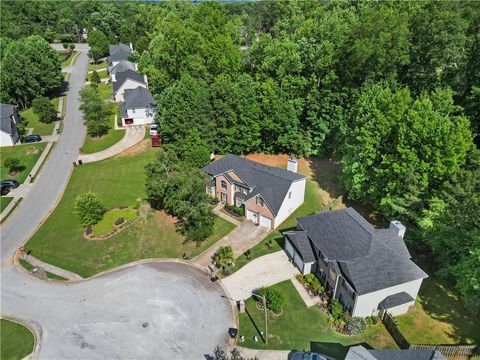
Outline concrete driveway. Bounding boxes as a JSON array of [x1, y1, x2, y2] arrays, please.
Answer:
[[192, 220, 270, 268], [222, 251, 298, 300], [1, 261, 235, 359]]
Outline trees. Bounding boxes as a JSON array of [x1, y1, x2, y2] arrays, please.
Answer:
[[256, 286, 286, 313], [90, 71, 101, 84], [0, 35, 62, 108], [79, 86, 111, 137], [213, 246, 234, 274], [3, 158, 25, 174], [74, 192, 105, 227], [32, 96, 57, 124], [180, 128, 211, 168], [88, 29, 109, 62]]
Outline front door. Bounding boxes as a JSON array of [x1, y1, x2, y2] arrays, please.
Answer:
[[221, 192, 227, 204]]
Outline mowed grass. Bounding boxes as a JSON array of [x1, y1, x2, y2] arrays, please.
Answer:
[[88, 69, 108, 81], [26, 146, 235, 277], [82, 103, 125, 154], [227, 179, 322, 275], [87, 59, 107, 71], [92, 207, 137, 236], [239, 281, 397, 359], [1, 197, 13, 212], [97, 82, 112, 101], [0, 319, 35, 360], [60, 51, 78, 67], [0, 143, 46, 183], [19, 259, 67, 281]]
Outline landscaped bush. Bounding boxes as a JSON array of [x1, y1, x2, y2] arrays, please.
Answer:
[[225, 204, 244, 216], [208, 196, 219, 205], [4, 158, 25, 174], [329, 299, 344, 320], [213, 246, 234, 275], [345, 317, 367, 335], [296, 273, 325, 294], [256, 286, 286, 314], [74, 192, 105, 227]]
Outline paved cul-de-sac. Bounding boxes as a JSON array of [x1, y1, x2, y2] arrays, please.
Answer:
[[1, 261, 234, 359]]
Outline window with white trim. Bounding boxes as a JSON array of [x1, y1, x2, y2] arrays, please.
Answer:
[[221, 180, 227, 190], [256, 196, 264, 206]]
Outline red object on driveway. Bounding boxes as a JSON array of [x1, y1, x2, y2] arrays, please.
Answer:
[[151, 135, 160, 147]]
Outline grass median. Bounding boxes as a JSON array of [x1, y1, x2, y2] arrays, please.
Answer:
[[0, 319, 35, 360]]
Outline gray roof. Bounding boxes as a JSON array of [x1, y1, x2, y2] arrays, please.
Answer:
[[379, 292, 414, 309], [123, 87, 155, 109], [284, 231, 317, 263], [203, 154, 306, 216], [346, 346, 447, 360], [109, 60, 136, 74], [1, 103, 19, 134], [298, 208, 428, 295], [108, 43, 132, 64], [112, 70, 145, 92]]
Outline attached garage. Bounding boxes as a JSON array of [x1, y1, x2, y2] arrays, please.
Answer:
[[246, 209, 258, 223], [259, 215, 273, 229], [283, 231, 317, 275]]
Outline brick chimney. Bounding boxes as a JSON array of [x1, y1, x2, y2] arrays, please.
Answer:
[[287, 157, 298, 173]]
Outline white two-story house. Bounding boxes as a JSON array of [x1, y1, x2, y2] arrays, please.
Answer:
[[120, 86, 156, 126]]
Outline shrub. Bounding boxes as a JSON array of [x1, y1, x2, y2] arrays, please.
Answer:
[[225, 204, 244, 216], [115, 218, 125, 225], [208, 196, 219, 205], [345, 317, 367, 335], [257, 286, 286, 313], [213, 246, 234, 274], [91, 70, 101, 84], [296, 273, 305, 284], [74, 192, 105, 227], [304, 273, 324, 294], [4, 158, 25, 174], [329, 299, 344, 320]]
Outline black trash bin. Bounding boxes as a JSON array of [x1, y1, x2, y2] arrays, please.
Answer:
[[228, 327, 238, 338], [78, 159, 83, 165]]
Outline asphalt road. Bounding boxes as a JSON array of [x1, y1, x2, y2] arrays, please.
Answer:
[[0, 44, 88, 263], [1, 261, 233, 359]]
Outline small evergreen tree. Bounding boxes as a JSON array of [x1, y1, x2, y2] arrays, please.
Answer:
[[74, 192, 105, 227], [91, 70, 101, 84]]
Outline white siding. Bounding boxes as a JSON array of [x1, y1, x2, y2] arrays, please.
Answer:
[[0, 131, 15, 147], [352, 278, 423, 317], [114, 80, 147, 102], [386, 301, 414, 316], [122, 107, 156, 126], [274, 179, 306, 228]]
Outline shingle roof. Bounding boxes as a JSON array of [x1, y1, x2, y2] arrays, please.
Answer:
[[346, 346, 447, 360], [109, 60, 136, 74], [298, 208, 428, 295], [379, 292, 414, 309], [123, 87, 155, 109], [112, 70, 145, 92], [1, 103, 19, 134], [284, 231, 317, 263], [108, 43, 132, 64], [203, 154, 306, 216]]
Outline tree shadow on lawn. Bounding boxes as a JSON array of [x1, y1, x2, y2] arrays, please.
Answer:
[[244, 307, 266, 344], [310, 341, 373, 360]]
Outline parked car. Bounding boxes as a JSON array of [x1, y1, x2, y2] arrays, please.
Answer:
[[1, 184, 11, 196], [21, 134, 42, 143], [151, 134, 160, 147], [1, 179, 20, 189], [290, 352, 328, 360], [150, 124, 158, 136]]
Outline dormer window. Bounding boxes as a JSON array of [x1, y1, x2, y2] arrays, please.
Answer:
[[256, 196, 264, 206], [221, 180, 227, 190]]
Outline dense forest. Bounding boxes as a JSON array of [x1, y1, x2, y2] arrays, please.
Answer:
[[1, 0, 479, 313]]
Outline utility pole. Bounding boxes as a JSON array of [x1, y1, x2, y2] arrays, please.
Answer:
[[242, 288, 268, 345]]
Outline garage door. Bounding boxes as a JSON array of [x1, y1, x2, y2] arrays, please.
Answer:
[[285, 239, 295, 258], [246, 210, 257, 223], [294, 254, 304, 273], [259, 215, 272, 228]]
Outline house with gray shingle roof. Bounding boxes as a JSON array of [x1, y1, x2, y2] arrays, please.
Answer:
[[109, 60, 137, 79], [108, 43, 133, 67], [284, 207, 428, 317], [345, 345, 447, 360], [1, 103, 22, 147], [203, 155, 306, 229], [112, 69, 147, 102], [120, 87, 156, 126]]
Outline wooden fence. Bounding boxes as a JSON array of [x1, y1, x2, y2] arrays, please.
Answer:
[[381, 312, 480, 359]]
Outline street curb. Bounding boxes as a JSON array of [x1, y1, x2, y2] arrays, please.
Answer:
[[0, 315, 41, 360]]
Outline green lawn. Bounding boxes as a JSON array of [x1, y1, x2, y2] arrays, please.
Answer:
[[97, 82, 112, 101], [239, 281, 397, 359], [26, 146, 235, 277], [92, 207, 137, 236], [58, 51, 78, 67], [82, 103, 125, 154], [227, 179, 322, 275], [19, 97, 59, 135], [395, 257, 480, 345], [0, 143, 46, 183], [1, 197, 13, 212], [19, 259, 67, 281], [88, 69, 108, 81], [88, 59, 107, 71], [0, 319, 35, 360]]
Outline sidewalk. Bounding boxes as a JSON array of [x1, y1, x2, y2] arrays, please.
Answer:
[[291, 276, 321, 307], [78, 125, 144, 163], [19, 255, 83, 281], [235, 347, 291, 360]]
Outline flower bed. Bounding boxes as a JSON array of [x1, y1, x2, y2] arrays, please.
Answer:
[[224, 204, 244, 217]]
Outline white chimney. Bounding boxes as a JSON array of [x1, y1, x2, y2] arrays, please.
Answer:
[[287, 157, 298, 173], [130, 42, 133, 52], [144, 74, 148, 88], [111, 73, 116, 82], [389, 220, 406, 239]]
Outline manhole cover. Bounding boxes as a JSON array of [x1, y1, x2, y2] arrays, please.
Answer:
[[142, 322, 149, 328]]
